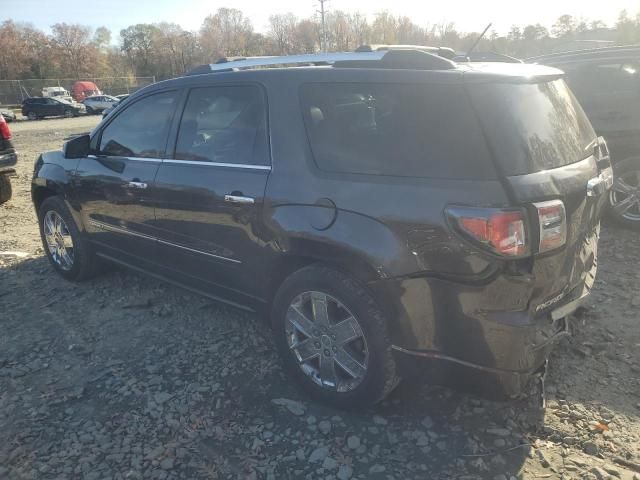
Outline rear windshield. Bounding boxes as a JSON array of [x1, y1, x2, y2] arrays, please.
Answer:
[[468, 79, 596, 176], [299, 82, 496, 179]]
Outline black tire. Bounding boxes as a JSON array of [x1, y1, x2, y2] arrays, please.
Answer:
[[85, 106, 94, 115], [27, 111, 38, 120], [0, 175, 12, 205], [63, 109, 74, 118], [608, 157, 640, 231], [272, 265, 399, 409], [38, 196, 99, 281]]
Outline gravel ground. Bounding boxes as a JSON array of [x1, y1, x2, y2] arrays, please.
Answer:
[[1, 116, 639, 480]]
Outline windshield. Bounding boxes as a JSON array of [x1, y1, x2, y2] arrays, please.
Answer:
[[468, 79, 596, 176]]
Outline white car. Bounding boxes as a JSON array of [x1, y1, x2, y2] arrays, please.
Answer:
[[82, 95, 119, 114]]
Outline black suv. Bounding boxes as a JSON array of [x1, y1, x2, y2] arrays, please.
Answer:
[[32, 50, 612, 408], [530, 46, 640, 229], [22, 97, 85, 120]]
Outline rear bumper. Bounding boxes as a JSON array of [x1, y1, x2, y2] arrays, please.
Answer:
[[370, 270, 593, 397]]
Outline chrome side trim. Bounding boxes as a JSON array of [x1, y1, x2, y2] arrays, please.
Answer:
[[88, 155, 162, 163], [161, 159, 271, 170], [156, 239, 241, 264], [88, 219, 240, 264], [88, 219, 155, 241]]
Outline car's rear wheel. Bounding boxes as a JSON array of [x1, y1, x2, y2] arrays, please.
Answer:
[[38, 196, 99, 281], [85, 106, 94, 115], [0, 175, 12, 205], [27, 111, 38, 120], [608, 157, 640, 231], [272, 265, 399, 409]]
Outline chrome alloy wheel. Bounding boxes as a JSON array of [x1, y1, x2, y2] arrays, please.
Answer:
[[610, 170, 640, 221], [43, 210, 74, 270], [286, 291, 369, 392]]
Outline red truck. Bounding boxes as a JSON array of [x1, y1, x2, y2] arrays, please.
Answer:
[[71, 81, 101, 102]]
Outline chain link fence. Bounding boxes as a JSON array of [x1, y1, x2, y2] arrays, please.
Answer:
[[0, 77, 156, 106]]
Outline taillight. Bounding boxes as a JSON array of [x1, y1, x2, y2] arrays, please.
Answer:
[[446, 207, 530, 257], [534, 200, 566, 253], [0, 119, 11, 140]]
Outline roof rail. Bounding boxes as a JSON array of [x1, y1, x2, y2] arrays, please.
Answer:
[[453, 51, 523, 63], [355, 44, 457, 60], [185, 49, 458, 76], [186, 51, 386, 75]]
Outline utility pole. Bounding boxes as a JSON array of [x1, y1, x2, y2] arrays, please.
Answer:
[[316, 0, 329, 52]]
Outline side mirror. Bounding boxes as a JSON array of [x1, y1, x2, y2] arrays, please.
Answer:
[[63, 134, 90, 159]]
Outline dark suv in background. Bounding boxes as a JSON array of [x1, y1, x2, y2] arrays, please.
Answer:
[[22, 97, 85, 120], [31, 50, 611, 408], [530, 46, 640, 229]]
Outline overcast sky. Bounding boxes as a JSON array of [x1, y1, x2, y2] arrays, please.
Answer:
[[4, 0, 639, 39]]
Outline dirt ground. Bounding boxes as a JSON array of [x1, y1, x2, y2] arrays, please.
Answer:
[[1, 116, 639, 480]]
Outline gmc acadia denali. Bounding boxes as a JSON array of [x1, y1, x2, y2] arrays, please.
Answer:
[[32, 49, 612, 408]]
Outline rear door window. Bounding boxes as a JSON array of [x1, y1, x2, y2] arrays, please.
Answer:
[[99, 90, 178, 158], [174, 85, 269, 166], [299, 82, 496, 179]]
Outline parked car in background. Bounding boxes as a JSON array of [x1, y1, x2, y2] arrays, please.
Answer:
[[71, 81, 101, 102], [22, 97, 86, 120], [0, 114, 17, 205], [1, 109, 16, 122], [101, 96, 130, 118], [32, 50, 612, 408], [82, 95, 119, 114], [42, 86, 73, 103], [530, 46, 640, 230]]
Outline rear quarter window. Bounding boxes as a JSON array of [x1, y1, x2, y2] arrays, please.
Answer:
[[299, 82, 496, 179]]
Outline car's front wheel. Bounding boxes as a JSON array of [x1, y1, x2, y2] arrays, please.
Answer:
[[38, 196, 99, 281], [608, 157, 640, 231], [272, 265, 399, 409], [63, 109, 74, 118]]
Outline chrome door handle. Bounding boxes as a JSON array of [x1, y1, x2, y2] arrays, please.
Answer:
[[224, 194, 254, 205], [127, 181, 148, 189]]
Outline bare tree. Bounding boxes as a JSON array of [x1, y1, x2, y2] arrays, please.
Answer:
[[552, 14, 577, 38], [51, 23, 96, 78], [348, 13, 370, 47], [200, 8, 254, 59], [371, 12, 398, 44], [326, 11, 351, 51], [1, 7, 640, 85], [93, 27, 111, 50], [269, 14, 298, 54], [120, 24, 160, 76], [295, 20, 320, 53]]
